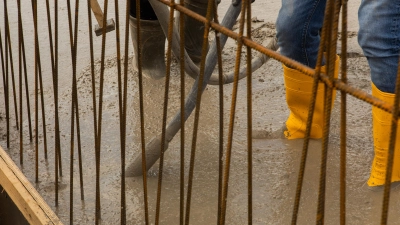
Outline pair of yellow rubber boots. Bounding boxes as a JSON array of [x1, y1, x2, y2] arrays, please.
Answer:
[[283, 55, 400, 187]]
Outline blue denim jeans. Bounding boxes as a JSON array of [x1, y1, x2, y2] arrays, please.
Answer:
[[276, 0, 400, 93]]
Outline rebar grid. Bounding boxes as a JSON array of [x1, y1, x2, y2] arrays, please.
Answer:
[[0, 0, 400, 224]]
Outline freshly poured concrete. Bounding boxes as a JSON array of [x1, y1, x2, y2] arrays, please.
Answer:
[[3, 0, 400, 224]]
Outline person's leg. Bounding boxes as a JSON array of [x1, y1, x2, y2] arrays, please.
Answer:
[[130, 0, 158, 20], [276, 0, 340, 139], [129, 0, 166, 79], [181, 0, 212, 64], [276, 0, 326, 68], [358, 0, 400, 186]]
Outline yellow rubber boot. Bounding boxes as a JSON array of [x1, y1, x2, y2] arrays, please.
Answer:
[[283, 55, 339, 139], [367, 83, 400, 186]]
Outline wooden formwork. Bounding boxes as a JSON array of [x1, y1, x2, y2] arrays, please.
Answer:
[[0, 146, 62, 225]]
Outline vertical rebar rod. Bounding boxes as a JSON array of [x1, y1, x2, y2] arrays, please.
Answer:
[[155, 0, 176, 223], [38, 55, 48, 160], [290, 0, 332, 223], [4, 0, 19, 132], [121, 4, 130, 223], [66, 0, 81, 222], [380, 33, 400, 225], [54, 0, 61, 206], [246, 0, 253, 223], [219, 1, 247, 224], [184, 0, 215, 224], [134, 0, 150, 223], [113, 0, 126, 223], [95, 0, 110, 222], [30, 0, 50, 174], [17, 0, 23, 168], [86, 0, 98, 168], [316, 0, 341, 223], [20, 3, 33, 143], [4, 0, 12, 150], [179, 0, 186, 224], [32, 0, 39, 182], [213, 2, 224, 223], [340, 0, 348, 224]]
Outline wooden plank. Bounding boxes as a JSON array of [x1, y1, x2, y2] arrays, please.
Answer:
[[0, 146, 62, 225]]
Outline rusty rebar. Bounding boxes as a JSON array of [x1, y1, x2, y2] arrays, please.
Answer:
[[155, 0, 176, 223], [179, 0, 186, 224], [316, 0, 341, 223], [183, 0, 215, 224], [134, 0, 150, 224], [213, 1, 224, 224], [113, 0, 126, 223], [95, 0, 110, 222], [340, 0, 348, 224], [17, 0, 23, 170], [33, 0, 39, 183], [220, 1, 248, 224], [380, 33, 400, 225], [246, 0, 253, 223], [4, 0, 19, 133]]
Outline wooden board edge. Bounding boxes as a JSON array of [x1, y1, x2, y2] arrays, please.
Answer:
[[0, 146, 63, 225]]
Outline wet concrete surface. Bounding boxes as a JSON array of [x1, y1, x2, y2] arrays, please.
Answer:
[[3, 46, 400, 224], [3, 0, 400, 225]]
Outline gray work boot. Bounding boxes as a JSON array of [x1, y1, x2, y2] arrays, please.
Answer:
[[130, 16, 166, 80], [180, 0, 213, 65]]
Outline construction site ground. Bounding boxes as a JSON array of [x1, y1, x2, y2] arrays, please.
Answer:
[[3, 0, 400, 224]]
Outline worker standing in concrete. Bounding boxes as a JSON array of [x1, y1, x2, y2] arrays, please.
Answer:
[[129, 0, 212, 80], [276, 0, 400, 187]]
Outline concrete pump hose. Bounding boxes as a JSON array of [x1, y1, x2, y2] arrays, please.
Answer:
[[207, 37, 278, 85], [126, 1, 242, 177]]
